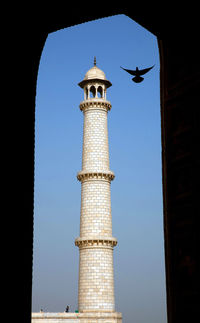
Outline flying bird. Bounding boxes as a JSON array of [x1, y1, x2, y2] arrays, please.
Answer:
[[120, 65, 155, 83]]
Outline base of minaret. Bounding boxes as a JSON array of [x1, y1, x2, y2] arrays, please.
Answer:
[[32, 311, 122, 323]]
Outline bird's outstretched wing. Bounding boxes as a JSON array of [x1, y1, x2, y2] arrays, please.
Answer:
[[139, 65, 155, 76], [120, 66, 137, 76]]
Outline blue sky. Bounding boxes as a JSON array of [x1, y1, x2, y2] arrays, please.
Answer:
[[32, 14, 167, 323]]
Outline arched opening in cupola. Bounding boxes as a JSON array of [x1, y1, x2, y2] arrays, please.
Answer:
[[85, 87, 89, 100], [97, 85, 103, 98], [90, 85, 96, 98]]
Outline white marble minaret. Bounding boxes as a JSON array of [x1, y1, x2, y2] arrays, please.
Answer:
[[32, 58, 122, 323], [75, 58, 122, 322]]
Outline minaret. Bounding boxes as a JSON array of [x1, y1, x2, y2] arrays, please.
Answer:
[[75, 59, 120, 318], [31, 59, 122, 323]]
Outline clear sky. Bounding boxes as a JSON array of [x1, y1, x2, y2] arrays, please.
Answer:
[[32, 14, 167, 323]]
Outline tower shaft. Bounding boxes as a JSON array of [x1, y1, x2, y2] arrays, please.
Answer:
[[76, 100, 116, 312]]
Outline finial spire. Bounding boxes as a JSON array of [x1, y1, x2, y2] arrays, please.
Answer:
[[94, 56, 96, 66]]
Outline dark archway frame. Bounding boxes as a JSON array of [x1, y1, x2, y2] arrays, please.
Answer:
[[21, 7, 200, 323]]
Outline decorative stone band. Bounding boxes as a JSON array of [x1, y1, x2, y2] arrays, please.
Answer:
[[75, 237, 118, 249], [77, 170, 115, 182], [79, 99, 112, 112], [32, 311, 122, 320]]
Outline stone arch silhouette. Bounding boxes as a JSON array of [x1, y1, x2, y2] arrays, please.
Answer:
[[21, 7, 200, 323]]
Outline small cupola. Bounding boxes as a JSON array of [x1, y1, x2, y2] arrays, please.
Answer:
[[78, 57, 112, 100]]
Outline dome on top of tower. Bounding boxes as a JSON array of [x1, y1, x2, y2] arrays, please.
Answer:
[[78, 57, 112, 89], [84, 65, 106, 81]]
